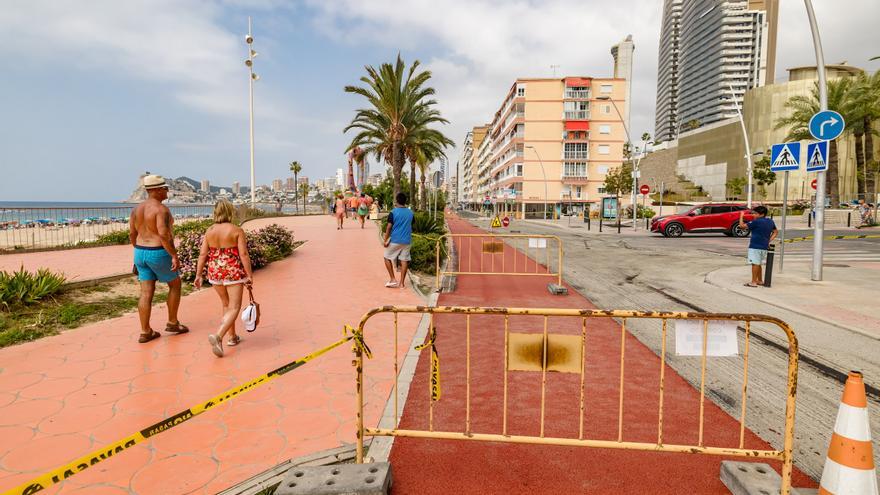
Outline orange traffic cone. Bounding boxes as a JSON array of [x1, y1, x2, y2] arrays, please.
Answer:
[[819, 371, 878, 494]]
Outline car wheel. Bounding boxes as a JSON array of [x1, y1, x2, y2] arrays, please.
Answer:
[[731, 223, 750, 238], [664, 223, 684, 237]]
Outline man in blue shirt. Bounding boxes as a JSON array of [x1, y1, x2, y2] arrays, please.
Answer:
[[383, 192, 415, 288], [738, 205, 778, 287]]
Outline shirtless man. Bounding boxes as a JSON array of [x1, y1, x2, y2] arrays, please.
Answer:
[[129, 175, 189, 343]]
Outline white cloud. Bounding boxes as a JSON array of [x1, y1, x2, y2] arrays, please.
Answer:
[[0, 0, 252, 116]]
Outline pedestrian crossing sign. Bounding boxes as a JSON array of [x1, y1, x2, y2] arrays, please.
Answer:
[[491, 216, 502, 228], [770, 142, 801, 172], [806, 141, 829, 172]]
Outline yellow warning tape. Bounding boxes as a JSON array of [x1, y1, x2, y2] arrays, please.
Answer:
[[1, 331, 362, 495], [783, 233, 880, 243], [414, 326, 441, 401]]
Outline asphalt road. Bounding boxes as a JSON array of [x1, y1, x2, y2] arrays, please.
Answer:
[[465, 214, 880, 483]]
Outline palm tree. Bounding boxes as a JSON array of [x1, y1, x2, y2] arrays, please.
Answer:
[[299, 182, 310, 212], [849, 71, 880, 197], [289, 161, 302, 213], [407, 127, 452, 211], [775, 79, 850, 206], [344, 55, 448, 200]]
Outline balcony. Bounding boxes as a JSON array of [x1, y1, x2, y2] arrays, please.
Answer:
[[561, 174, 590, 184], [564, 89, 591, 99], [564, 111, 590, 120]]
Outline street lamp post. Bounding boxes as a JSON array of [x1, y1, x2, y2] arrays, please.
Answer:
[[728, 83, 753, 208], [245, 17, 259, 206], [597, 95, 644, 230], [804, 0, 828, 281], [525, 145, 549, 220]]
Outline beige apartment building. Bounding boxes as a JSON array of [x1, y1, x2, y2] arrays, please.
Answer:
[[459, 76, 627, 217]]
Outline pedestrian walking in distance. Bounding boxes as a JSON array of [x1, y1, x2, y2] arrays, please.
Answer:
[[738, 205, 777, 287], [357, 192, 372, 229], [335, 193, 346, 230], [383, 192, 414, 289], [194, 200, 254, 357], [129, 174, 189, 343]]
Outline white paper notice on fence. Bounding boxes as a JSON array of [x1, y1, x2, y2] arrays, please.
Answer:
[[675, 320, 739, 357], [528, 238, 547, 249]]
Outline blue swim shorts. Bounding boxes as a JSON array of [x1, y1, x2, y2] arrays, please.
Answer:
[[134, 245, 179, 283], [747, 248, 768, 266]]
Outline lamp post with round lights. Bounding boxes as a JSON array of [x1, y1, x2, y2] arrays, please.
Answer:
[[245, 17, 260, 205]]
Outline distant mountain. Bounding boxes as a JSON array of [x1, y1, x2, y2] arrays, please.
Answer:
[[176, 176, 250, 194]]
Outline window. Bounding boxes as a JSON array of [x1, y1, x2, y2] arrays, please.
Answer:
[[564, 143, 589, 159], [517, 85, 525, 97], [599, 124, 611, 135], [597, 165, 609, 174], [598, 144, 610, 155], [710, 206, 732, 214], [598, 187, 606, 194], [515, 164, 523, 176], [563, 162, 588, 177], [575, 186, 583, 199], [603, 105, 611, 114], [600, 84, 613, 94]]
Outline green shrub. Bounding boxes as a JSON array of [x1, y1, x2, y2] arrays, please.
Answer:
[[0, 267, 66, 310], [93, 229, 131, 245], [409, 234, 446, 275], [413, 212, 445, 235], [173, 219, 213, 237]]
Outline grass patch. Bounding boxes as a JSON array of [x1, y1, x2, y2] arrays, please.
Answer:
[[0, 278, 191, 348]]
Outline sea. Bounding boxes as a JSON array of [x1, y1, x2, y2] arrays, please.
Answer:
[[0, 201, 300, 224]]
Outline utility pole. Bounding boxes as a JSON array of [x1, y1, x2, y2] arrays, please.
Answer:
[[245, 17, 259, 206], [804, 0, 827, 281]]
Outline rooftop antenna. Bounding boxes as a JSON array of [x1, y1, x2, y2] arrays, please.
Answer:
[[550, 64, 561, 77]]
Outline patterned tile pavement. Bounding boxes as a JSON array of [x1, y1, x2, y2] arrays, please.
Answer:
[[0, 215, 423, 494]]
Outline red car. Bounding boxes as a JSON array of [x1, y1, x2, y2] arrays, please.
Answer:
[[651, 203, 756, 237]]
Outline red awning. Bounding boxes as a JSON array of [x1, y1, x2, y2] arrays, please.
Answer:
[[565, 77, 592, 87], [565, 121, 590, 131]]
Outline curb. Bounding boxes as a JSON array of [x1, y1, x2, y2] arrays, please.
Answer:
[[704, 268, 879, 341], [61, 272, 134, 290]]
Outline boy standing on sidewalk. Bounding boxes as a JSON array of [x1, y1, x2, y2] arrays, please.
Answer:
[[383, 192, 414, 289], [738, 205, 777, 287]]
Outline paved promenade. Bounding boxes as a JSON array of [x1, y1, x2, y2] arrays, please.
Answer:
[[0, 215, 423, 494], [389, 214, 817, 494], [0, 245, 132, 283]]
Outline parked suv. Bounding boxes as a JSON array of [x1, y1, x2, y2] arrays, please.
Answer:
[[651, 203, 756, 237]]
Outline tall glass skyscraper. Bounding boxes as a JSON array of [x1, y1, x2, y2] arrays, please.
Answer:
[[654, 0, 777, 142]]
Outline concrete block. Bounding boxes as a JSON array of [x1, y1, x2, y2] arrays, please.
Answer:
[[547, 283, 568, 295], [275, 462, 391, 495], [720, 461, 816, 495]]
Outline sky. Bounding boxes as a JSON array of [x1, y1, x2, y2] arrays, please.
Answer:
[[1, 0, 878, 201]]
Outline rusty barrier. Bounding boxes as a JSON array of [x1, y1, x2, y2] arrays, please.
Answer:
[[434, 234, 563, 289], [353, 306, 799, 494]]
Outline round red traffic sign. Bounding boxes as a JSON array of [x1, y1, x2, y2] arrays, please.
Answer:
[[640, 184, 650, 195], [502, 216, 510, 227], [811, 179, 817, 190]]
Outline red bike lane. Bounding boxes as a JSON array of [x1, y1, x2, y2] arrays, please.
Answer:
[[387, 214, 816, 494]]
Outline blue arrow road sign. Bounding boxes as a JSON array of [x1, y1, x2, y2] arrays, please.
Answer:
[[806, 141, 829, 172], [770, 142, 801, 172], [809, 110, 845, 141]]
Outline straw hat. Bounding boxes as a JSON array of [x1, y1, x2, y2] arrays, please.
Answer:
[[143, 175, 168, 190]]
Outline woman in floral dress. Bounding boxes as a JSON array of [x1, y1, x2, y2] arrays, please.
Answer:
[[194, 200, 254, 357]]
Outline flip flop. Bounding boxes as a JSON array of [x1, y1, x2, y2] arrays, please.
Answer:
[[165, 322, 190, 334], [226, 336, 241, 347], [207, 334, 224, 357], [385, 281, 399, 288], [138, 330, 161, 344], [743, 283, 759, 288]]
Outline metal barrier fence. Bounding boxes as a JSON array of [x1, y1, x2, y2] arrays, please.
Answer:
[[434, 234, 563, 289], [0, 205, 215, 252], [353, 306, 799, 494]]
